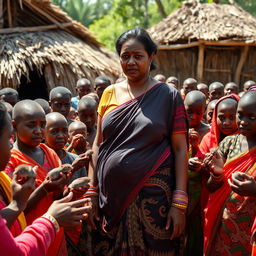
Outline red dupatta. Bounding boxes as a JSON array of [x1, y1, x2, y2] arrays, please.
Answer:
[[204, 147, 256, 255], [4, 144, 67, 256]]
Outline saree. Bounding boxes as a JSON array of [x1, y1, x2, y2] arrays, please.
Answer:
[[204, 146, 256, 256], [94, 83, 188, 255], [4, 143, 67, 256]]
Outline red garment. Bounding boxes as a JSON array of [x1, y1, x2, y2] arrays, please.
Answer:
[[204, 148, 256, 255], [4, 144, 67, 256], [0, 214, 55, 256]]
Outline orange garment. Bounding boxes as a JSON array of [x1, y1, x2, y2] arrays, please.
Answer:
[[4, 143, 67, 256], [204, 147, 256, 255]]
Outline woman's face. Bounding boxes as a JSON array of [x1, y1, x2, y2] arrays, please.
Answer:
[[119, 39, 154, 82]]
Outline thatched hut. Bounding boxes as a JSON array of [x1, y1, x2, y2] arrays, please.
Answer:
[[0, 0, 120, 99], [148, 0, 256, 88]]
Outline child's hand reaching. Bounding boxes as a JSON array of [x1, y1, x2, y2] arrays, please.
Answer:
[[189, 129, 200, 149], [203, 149, 225, 175], [68, 134, 87, 151], [228, 172, 256, 197], [188, 157, 202, 172]]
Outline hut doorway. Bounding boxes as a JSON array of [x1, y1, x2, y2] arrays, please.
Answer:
[[18, 69, 49, 100]]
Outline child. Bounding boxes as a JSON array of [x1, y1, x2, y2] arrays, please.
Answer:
[[197, 83, 209, 99], [35, 98, 51, 114], [166, 76, 179, 89], [49, 86, 73, 125], [67, 120, 89, 155], [182, 78, 197, 98], [205, 99, 217, 125], [243, 80, 256, 91], [184, 90, 210, 155], [68, 107, 78, 121], [71, 78, 93, 109], [77, 97, 97, 147], [45, 112, 87, 182], [5, 100, 69, 255], [0, 88, 19, 106], [94, 76, 111, 100], [0, 101, 91, 256], [208, 82, 224, 101], [224, 82, 239, 95], [184, 90, 209, 255], [153, 74, 166, 83], [204, 91, 256, 256]]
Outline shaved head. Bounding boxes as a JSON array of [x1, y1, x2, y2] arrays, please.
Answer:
[[239, 91, 256, 107], [46, 112, 67, 125], [243, 80, 256, 91], [217, 98, 238, 112], [184, 90, 206, 107], [13, 100, 44, 123], [78, 96, 97, 111], [49, 86, 72, 100], [68, 120, 87, 133], [209, 82, 224, 92]]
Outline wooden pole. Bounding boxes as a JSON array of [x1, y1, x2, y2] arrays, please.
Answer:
[[0, 0, 3, 28], [0, 22, 73, 34], [7, 0, 13, 27], [235, 45, 249, 86], [197, 44, 205, 82]]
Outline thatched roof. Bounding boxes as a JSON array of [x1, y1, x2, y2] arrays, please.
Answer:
[[0, 0, 120, 92], [148, 0, 256, 45]]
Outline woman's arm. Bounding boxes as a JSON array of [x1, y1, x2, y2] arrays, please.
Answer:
[[166, 132, 188, 240]]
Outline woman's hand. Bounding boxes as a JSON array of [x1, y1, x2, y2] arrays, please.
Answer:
[[166, 206, 185, 240], [11, 168, 36, 211], [86, 195, 99, 230], [228, 172, 256, 197]]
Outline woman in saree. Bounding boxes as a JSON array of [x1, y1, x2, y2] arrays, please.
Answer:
[[204, 91, 256, 255], [86, 27, 188, 255]]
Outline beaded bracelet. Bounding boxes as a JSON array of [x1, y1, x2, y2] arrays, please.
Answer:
[[42, 214, 60, 233], [171, 190, 188, 211], [84, 185, 99, 197]]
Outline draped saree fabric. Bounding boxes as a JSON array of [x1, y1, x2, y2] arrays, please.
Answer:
[[96, 83, 188, 232]]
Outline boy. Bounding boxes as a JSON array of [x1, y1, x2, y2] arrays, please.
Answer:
[[0, 88, 19, 106], [35, 98, 51, 114], [77, 97, 97, 147], [197, 83, 209, 99], [166, 76, 179, 89], [49, 86, 73, 125], [182, 78, 197, 98], [208, 82, 224, 101], [224, 82, 238, 95], [5, 100, 68, 255], [94, 76, 111, 100], [67, 121, 89, 155], [45, 112, 88, 183], [71, 78, 93, 109]]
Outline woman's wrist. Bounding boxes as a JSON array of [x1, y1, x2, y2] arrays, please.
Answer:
[[84, 185, 99, 197], [171, 190, 188, 212]]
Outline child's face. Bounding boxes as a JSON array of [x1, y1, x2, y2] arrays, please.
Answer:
[[217, 104, 237, 135], [77, 84, 92, 99], [224, 85, 238, 95], [185, 103, 205, 128], [15, 112, 46, 147], [206, 104, 215, 124], [183, 83, 196, 96], [95, 81, 109, 99], [78, 107, 97, 132], [209, 88, 224, 101], [50, 94, 71, 117], [45, 119, 68, 151], [237, 102, 256, 138], [68, 126, 87, 139], [0, 114, 12, 171]]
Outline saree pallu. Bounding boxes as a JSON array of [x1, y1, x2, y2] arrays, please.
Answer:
[[4, 144, 67, 256], [204, 147, 256, 256], [95, 83, 188, 255]]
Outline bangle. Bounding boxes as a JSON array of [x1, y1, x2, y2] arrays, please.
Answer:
[[42, 214, 60, 233], [84, 185, 99, 197], [171, 190, 188, 211]]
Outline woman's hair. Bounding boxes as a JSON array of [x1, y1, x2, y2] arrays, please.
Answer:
[[115, 27, 157, 70], [0, 101, 8, 137]]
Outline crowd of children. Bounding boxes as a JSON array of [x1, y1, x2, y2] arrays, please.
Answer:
[[0, 72, 256, 256]]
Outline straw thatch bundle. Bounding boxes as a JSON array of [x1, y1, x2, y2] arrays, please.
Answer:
[[148, 0, 256, 44], [148, 0, 256, 87], [0, 0, 120, 95]]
